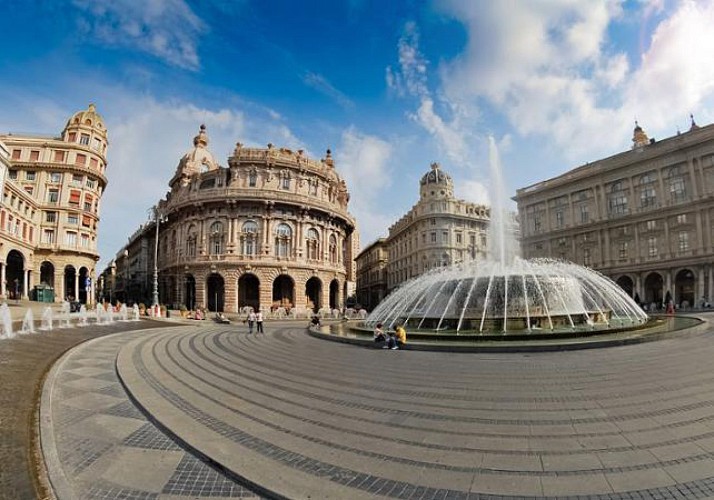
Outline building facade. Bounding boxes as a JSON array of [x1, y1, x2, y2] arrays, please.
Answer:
[[355, 162, 492, 306], [107, 126, 358, 315], [0, 104, 108, 302], [514, 119, 714, 310]]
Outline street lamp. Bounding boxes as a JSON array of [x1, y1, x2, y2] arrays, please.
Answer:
[[151, 206, 166, 310]]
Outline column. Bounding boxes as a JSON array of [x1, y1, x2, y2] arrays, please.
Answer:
[[698, 267, 705, 303], [1, 263, 5, 297], [708, 265, 713, 303], [636, 274, 642, 299], [23, 269, 29, 299], [696, 210, 705, 253], [75, 273, 79, 302], [666, 271, 673, 305]]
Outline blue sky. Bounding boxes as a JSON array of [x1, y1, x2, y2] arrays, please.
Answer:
[[2, 0, 714, 271]]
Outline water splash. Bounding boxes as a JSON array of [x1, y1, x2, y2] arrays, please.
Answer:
[[0, 303, 14, 339], [20, 309, 35, 334]]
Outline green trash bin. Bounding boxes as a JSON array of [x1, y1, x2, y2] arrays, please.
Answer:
[[34, 284, 55, 303]]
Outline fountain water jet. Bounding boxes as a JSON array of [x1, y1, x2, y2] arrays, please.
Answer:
[[0, 303, 14, 339], [40, 307, 53, 331], [59, 301, 71, 328], [78, 305, 88, 327], [20, 309, 35, 334]]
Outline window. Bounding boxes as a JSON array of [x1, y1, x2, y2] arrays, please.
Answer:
[[67, 132, 76, 142], [555, 210, 564, 228], [670, 177, 686, 202], [640, 186, 657, 208], [72, 174, 83, 183], [248, 170, 257, 187], [648, 237, 658, 258], [329, 234, 338, 263], [677, 214, 687, 224], [533, 214, 542, 232], [86, 178, 96, 189], [80, 233, 90, 248], [306, 228, 320, 260], [50, 172, 62, 182], [208, 221, 225, 255], [241, 220, 259, 255], [431, 232, 436, 243], [609, 193, 628, 215], [8, 170, 17, 180], [92, 138, 102, 151], [68, 190, 81, 207], [640, 172, 656, 185], [84, 195, 93, 212], [65, 231, 77, 246], [647, 220, 656, 230], [282, 175, 290, 190], [11, 149, 21, 160], [275, 223, 292, 257], [23, 186, 33, 195], [42, 229, 55, 244], [82, 215, 91, 227], [678, 232, 689, 252], [442, 230, 448, 243], [26, 171, 36, 181], [90, 158, 98, 169], [619, 242, 628, 260], [186, 228, 197, 258], [30, 150, 39, 161], [75, 154, 86, 166], [80, 134, 90, 145], [456, 233, 462, 244], [47, 189, 59, 203], [54, 150, 65, 162], [67, 214, 78, 224], [310, 181, 318, 196], [45, 211, 57, 223]]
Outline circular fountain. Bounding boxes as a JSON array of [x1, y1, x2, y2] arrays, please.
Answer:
[[364, 258, 648, 336]]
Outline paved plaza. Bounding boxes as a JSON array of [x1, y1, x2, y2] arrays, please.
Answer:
[[35, 314, 714, 499]]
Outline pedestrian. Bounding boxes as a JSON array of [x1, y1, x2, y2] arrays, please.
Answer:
[[256, 310, 264, 334], [247, 310, 256, 334], [311, 315, 321, 328], [384, 330, 396, 349], [394, 324, 407, 350], [373, 322, 386, 343]]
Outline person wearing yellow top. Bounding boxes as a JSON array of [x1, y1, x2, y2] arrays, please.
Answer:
[[394, 324, 407, 350]]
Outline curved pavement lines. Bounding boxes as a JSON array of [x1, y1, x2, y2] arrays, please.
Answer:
[[40, 327, 263, 500], [112, 321, 714, 498]]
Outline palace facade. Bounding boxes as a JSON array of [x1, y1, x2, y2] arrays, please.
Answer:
[[104, 125, 357, 314], [514, 118, 714, 309], [356, 162, 491, 309], [0, 104, 108, 302]]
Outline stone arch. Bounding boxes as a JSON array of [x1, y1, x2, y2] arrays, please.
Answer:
[[329, 278, 340, 309], [238, 273, 260, 311], [78, 266, 90, 303], [272, 274, 294, 309], [644, 272, 664, 309], [184, 274, 196, 310], [674, 268, 695, 308], [615, 275, 635, 298], [64, 264, 77, 302], [40, 261, 55, 289], [305, 276, 322, 312], [207, 273, 225, 312], [6, 250, 25, 299]]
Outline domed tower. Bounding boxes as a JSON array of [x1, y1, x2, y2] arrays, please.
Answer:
[[169, 124, 220, 189], [632, 121, 650, 149], [419, 162, 454, 200], [62, 103, 108, 160]]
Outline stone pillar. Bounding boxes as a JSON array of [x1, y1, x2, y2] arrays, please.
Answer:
[[699, 267, 706, 304], [636, 274, 642, 299], [708, 265, 713, 303], [666, 271, 673, 305], [0, 263, 5, 297], [74, 273, 79, 302], [23, 269, 29, 299]]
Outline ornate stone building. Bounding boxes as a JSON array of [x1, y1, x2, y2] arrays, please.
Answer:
[[0, 104, 108, 302], [113, 125, 358, 314], [514, 118, 714, 310], [356, 162, 491, 305], [354, 238, 387, 310]]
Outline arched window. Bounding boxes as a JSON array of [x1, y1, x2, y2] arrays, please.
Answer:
[[248, 169, 257, 187], [186, 225, 197, 258], [209, 221, 224, 255], [306, 228, 320, 260], [329, 234, 338, 264], [275, 223, 292, 258], [241, 220, 259, 256]]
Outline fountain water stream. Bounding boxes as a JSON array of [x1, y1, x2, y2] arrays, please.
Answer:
[[0, 303, 14, 339], [20, 309, 35, 334], [40, 307, 53, 331]]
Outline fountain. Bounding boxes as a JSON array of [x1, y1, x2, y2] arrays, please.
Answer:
[[364, 137, 648, 337], [0, 303, 14, 339], [59, 301, 71, 328], [132, 303, 140, 321], [119, 303, 129, 321], [78, 305, 88, 327], [40, 307, 53, 331], [20, 309, 35, 334]]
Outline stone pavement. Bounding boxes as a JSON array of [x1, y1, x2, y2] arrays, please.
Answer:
[[0, 312, 169, 500]]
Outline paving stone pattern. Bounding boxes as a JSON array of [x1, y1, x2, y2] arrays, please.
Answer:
[[114, 318, 714, 499], [0, 316, 168, 500], [42, 329, 263, 500]]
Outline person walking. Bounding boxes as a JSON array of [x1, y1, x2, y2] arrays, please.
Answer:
[[247, 310, 256, 334], [255, 310, 264, 334]]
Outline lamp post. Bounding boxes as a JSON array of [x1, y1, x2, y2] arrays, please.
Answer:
[[151, 206, 166, 310]]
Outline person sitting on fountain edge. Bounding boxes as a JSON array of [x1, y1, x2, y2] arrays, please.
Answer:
[[394, 324, 407, 350], [310, 314, 321, 328], [373, 323, 386, 344]]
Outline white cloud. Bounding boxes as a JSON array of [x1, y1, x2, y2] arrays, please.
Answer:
[[303, 72, 355, 110], [335, 128, 395, 247], [72, 0, 205, 70], [454, 179, 490, 206]]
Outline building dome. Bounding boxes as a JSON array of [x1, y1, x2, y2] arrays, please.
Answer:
[[420, 162, 452, 186], [65, 103, 106, 132], [173, 125, 219, 184]]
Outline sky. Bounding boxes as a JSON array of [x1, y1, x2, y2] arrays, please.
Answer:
[[1, 0, 714, 271]]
